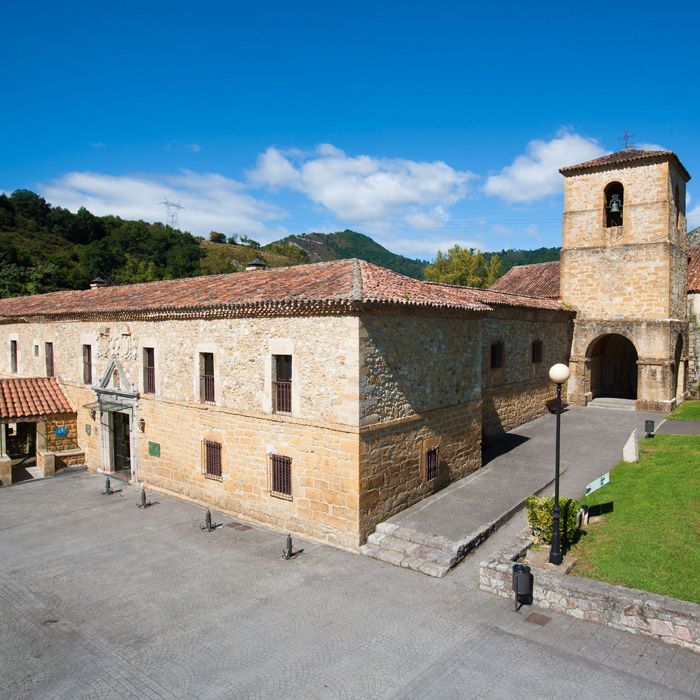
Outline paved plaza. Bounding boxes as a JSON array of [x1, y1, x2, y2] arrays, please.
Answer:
[[1, 464, 699, 699]]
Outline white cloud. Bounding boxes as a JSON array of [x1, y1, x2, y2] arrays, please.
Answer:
[[688, 205, 700, 230], [41, 170, 288, 238], [90, 142, 105, 149], [636, 142, 666, 151], [186, 144, 201, 153], [248, 144, 475, 228], [484, 130, 607, 203]]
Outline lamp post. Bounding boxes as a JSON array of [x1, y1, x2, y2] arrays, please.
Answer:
[[548, 363, 570, 565]]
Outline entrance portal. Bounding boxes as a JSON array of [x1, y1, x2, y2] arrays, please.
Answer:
[[588, 334, 638, 400], [112, 412, 131, 471]]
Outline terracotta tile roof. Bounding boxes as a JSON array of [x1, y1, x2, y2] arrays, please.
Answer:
[[559, 149, 690, 181], [0, 377, 74, 421], [489, 261, 561, 298], [0, 259, 493, 320], [689, 247, 700, 293]]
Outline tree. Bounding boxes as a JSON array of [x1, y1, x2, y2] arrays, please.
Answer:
[[10, 190, 51, 225], [239, 234, 261, 248], [424, 245, 501, 288], [209, 231, 227, 243]]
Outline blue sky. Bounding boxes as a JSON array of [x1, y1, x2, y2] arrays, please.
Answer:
[[2, 1, 699, 260]]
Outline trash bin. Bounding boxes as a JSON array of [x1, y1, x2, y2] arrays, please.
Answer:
[[512, 563, 533, 609]]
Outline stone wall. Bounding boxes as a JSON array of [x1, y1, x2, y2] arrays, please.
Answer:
[[45, 413, 79, 452], [480, 553, 700, 654], [688, 294, 700, 396], [481, 309, 571, 440], [358, 400, 482, 542]]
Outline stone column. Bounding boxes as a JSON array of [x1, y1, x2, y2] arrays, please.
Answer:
[[0, 424, 11, 486], [636, 359, 674, 412], [566, 355, 590, 406]]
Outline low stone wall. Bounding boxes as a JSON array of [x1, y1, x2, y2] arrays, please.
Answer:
[[480, 540, 700, 654]]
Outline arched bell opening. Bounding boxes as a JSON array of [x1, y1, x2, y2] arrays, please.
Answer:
[[587, 334, 638, 400], [604, 182, 624, 227]]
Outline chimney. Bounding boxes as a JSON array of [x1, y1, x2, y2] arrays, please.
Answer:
[[246, 258, 268, 272], [90, 277, 108, 289]]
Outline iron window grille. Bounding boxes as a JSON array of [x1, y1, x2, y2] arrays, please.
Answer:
[[83, 344, 92, 384], [202, 440, 222, 480], [531, 340, 543, 364], [269, 454, 292, 500], [45, 342, 54, 377], [425, 446, 439, 482], [490, 342, 504, 370], [10, 340, 17, 373], [273, 354, 292, 413], [143, 348, 156, 394], [199, 352, 215, 403]]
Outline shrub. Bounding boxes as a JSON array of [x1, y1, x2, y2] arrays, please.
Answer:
[[525, 495, 580, 549]]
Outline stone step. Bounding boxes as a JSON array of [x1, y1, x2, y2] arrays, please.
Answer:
[[361, 520, 498, 577], [359, 544, 451, 578]]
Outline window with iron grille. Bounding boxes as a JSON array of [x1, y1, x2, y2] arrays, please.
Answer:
[[143, 347, 156, 394], [199, 352, 215, 403], [202, 440, 222, 480], [531, 340, 543, 365], [269, 454, 292, 499], [273, 354, 292, 413], [490, 342, 504, 370], [10, 340, 17, 373], [425, 446, 439, 482], [82, 344, 92, 384], [45, 342, 54, 377]]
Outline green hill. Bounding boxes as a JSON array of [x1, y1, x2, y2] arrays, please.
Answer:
[[0, 188, 565, 297], [277, 230, 427, 279]]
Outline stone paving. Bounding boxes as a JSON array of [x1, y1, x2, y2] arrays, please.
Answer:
[[1, 471, 699, 699]]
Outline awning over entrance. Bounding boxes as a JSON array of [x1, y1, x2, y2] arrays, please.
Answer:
[[0, 377, 74, 423], [83, 400, 132, 413]]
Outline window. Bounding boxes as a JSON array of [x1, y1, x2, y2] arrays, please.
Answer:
[[604, 182, 624, 228], [199, 352, 215, 403], [273, 354, 292, 413], [269, 454, 292, 499], [82, 344, 92, 384], [490, 342, 504, 370], [531, 340, 543, 365], [33, 344, 39, 357], [202, 440, 222, 480], [45, 342, 54, 377], [10, 340, 17, 373], [425, 446, 439, 482], [143, 347, 155, 394]]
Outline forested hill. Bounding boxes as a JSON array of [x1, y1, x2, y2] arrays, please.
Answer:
[[278, 230, 427, 279], [1, 188, 562, 298]]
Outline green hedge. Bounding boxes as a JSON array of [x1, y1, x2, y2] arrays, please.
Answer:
[[525, 495, 580, 549]]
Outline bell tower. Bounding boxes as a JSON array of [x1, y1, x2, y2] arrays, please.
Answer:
[[560, 148, 690, 411]]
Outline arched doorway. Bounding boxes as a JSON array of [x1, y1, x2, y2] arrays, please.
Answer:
[[588, 334, 638, 399]]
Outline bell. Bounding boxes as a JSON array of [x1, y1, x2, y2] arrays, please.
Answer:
[[609, 195, 621, 213]]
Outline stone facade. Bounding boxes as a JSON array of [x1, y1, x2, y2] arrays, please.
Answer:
[[561, 155, 689, 411], [688, 294, 700, 396]]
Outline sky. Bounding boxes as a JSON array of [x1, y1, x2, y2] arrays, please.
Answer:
[[2, 1, 699, 260]]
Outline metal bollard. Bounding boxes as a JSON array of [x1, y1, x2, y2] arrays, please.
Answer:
[[283, 534, 293, 560], [205, 509, 212, 532], [102, 477, 113, 495]]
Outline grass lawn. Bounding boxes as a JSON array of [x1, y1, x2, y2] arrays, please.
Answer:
[[569, 435, 700, 604], [668, 399, 700, 420]]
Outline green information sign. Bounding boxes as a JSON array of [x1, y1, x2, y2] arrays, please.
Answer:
[[148, 441, 161, 458]]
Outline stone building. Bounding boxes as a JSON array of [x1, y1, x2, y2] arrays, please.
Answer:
[[0, 146, 695, 548], [494, 148, 698, 409], [0, 259, 570, 547]]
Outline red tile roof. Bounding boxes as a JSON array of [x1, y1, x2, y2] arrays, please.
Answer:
[[559, 149, 690, 181], [489, 261, 561, 298], [689, 247, 700, 293], [0, 259, 569, 320], [0, 377, 74, 421]]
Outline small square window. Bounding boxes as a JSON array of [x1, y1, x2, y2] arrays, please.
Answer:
[[531, 340, 543, 365], [425, 446, 439, 482], [202, 440, 222, 480], [269, 454, 292, 499], [10, 340, 17, 374], [490, 342, 504, 370], [82, 344, 92, 384]]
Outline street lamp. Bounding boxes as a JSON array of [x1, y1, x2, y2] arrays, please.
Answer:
[[548, 363, 570, 565]]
